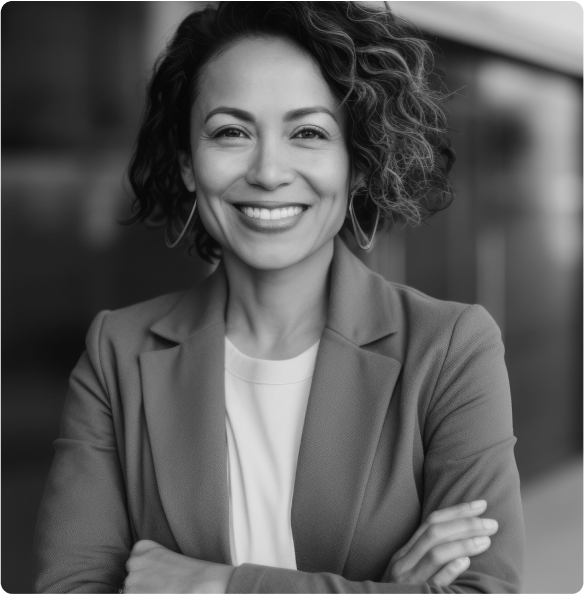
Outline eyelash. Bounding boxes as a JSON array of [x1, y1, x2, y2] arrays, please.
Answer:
[[213, 126, 328, 140], [294, 126, 327, 140], [214, 127, 247, 138]]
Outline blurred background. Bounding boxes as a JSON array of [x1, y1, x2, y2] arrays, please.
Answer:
[[2, 2, 582, 592]]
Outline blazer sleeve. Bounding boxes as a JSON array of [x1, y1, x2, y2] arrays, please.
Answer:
[[33, 311, 132, 593], [226, 305, 525, 593]]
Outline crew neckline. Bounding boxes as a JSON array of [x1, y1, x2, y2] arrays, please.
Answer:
[[225, 337, 320, 385]]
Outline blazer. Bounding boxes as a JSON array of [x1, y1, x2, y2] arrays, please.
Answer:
[[33, 235, 525, 593]]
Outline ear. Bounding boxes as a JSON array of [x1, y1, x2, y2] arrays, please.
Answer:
[[178, 151, 197, 192]]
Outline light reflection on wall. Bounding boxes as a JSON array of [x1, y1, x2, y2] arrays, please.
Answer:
[[478, 59, 582, 270], [3, 154, 129, 250], [80, 154, 128, 249]]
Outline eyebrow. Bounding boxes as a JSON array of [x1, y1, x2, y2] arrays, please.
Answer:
[[204, 106, 339, 124], [284, 107, 338, 123]]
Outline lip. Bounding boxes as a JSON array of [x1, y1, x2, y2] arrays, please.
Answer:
[[231, 203, 308, 233], [230, 201, 309, 210]]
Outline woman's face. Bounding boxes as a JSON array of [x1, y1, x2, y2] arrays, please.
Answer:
[[179, 35, 354, 271]]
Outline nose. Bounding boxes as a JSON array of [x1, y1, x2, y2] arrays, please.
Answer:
[[246, 138, 295, 190]]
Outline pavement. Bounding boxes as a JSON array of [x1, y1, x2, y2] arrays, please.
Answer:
[[521, 456, 583, 594]]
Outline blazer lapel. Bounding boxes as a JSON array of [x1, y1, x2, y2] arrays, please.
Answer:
[[292, 236, 402, 575], [138, 237, 402, 574], [140, 265, 233, 564]]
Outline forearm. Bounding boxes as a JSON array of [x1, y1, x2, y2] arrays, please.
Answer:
[[34, 314, 132, 593], [33, 439, 132, 593], [226, 563, 504, 594]]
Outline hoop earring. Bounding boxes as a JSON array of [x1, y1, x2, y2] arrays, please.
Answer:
[[349, 193, 380, 253], [165, 198, 197, 248]]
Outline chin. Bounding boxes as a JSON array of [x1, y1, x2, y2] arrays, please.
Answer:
[[239, 245, 311, 272], [223, 234, 324, 271]]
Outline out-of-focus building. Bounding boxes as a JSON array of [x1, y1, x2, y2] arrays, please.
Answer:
[[2, 2, 581, 592], [376, 0, 584, 482]]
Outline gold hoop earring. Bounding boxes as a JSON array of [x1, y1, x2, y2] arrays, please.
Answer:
[[349, 193, 379, 252], [165, 198, 197, 248]]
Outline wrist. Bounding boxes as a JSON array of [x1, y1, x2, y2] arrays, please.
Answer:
[[191, 562, 235, 594]]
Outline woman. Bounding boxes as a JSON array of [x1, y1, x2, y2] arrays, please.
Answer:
[[33, 2, 525, 593]]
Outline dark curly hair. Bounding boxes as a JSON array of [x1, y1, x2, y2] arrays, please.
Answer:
[[126, 1, 455, 262]]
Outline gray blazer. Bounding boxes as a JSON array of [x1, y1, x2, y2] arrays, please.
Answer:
[[33, 236, 525, 593]]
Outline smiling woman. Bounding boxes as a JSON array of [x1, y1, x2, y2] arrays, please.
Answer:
[[177, 35, 354, 272], [127, 2, 454, 265], [33, 3, 524, 593]]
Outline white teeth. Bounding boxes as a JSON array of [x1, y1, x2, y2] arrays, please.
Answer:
[[239, 205, 305, 219]]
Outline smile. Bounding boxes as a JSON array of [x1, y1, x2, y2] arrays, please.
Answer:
[[232, 202, 309, 233], [236, 205, 307, 220]]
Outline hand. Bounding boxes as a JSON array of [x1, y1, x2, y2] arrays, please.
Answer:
[[122, 540, 235, 594], [387, 500, 498, 587]]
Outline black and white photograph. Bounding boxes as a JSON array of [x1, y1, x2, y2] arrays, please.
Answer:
[[2, 2, 582, 593]]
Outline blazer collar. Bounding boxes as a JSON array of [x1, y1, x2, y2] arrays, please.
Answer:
[[150, 235, 397, 347], [142, 235, 402, 572]]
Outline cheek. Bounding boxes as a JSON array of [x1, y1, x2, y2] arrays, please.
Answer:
[[192, 149, 238, 199], [304, 150, 352, 209], [186, 150, 234, 242]]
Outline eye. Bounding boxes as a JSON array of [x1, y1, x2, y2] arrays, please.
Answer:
[[214, 127, 247, 138], [293, 126, 327, 140]]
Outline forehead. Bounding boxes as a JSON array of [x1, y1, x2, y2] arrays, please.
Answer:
[[194, 35, 343, 118]]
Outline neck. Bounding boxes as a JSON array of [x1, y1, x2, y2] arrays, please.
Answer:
[[223, 240, 333, 360]]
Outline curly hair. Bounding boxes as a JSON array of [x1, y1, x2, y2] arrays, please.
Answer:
[[126, 1, 455, 262]]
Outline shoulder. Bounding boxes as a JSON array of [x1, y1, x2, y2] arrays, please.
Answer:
[[376, 281, 510, 432], [104, 290, 186, 334], [370, 276, 501, 366], [385, 280, 499, 339], [85, 290, 187, 356]]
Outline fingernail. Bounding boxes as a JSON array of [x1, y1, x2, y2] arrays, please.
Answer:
[[474, 536, 490, 547], [470, 500, 486, 509], [482, 519, 498, 530], [459, 557, 471, 568]]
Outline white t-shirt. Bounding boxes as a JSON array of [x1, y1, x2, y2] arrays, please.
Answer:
[[224, 336, 320, 569]]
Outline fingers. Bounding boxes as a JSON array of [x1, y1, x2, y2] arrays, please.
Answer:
[[428, 557, 471, 587], [398, 517, 495, 573], [406, 516, 498, 563], [126, 540, 163, 573], [427, 500, 487, 524], [396, 500, 488, 560], [410, 536, 491, 584], [131, 539, 160, 553], [390, 513, 497, 584]]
